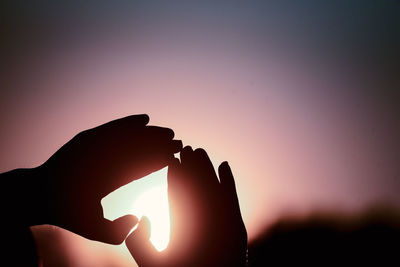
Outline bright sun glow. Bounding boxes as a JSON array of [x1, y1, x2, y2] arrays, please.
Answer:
[[102, 167, 170, 251]]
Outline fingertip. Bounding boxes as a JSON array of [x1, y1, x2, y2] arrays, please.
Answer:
[[194, 148, 213, 164], [168, 157, 182, 185], [135, 216, 151, 240], [166, 128, 175, 139], [180, 145, 194, 164], [219, 161, 234, 185], [137, 114, 150, 125], [194, 147, 207, 156], [219, 161, 230, 172], [147, 126, 175, 140], [115, 214, 139, 228], [126, 216, 150, 242], [180, 145, 192, 157], [95, 215, 139, 245], [126, 216, 155, 266], [182, 145, 193, 152], [172, 140, 183, 152], [181, 145, 193, 156], [121, 114, 150, 126], [141, 216, 151, 229]]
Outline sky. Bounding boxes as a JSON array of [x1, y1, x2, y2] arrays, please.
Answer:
[[1, 1, 399, 266]]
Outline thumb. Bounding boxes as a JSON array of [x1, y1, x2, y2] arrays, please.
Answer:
[[126, 217, 157, 266], [91, 215, 138, 244]]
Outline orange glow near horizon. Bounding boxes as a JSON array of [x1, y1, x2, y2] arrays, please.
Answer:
[[102, 167, 170, 251]]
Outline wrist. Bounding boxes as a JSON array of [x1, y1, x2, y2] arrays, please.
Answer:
[[0, 167, 49, 226], [21, 166, 51, 226], [30, 165, 52, 225]]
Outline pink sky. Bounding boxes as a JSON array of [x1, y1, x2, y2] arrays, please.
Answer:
[[1, 2, 399, 265]]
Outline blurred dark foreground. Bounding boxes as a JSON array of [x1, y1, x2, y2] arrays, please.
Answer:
[[248, 205, 400, 266]]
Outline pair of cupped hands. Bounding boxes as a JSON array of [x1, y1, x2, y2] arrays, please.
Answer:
[[28, 114, 247, 266]]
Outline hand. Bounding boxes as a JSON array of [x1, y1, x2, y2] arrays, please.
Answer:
[[126, 146, 247, 266], [36, 114, 182, 244]]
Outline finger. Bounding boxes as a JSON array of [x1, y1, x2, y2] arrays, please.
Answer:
[[180, 146, 194, 166], [126, 217, 156, 266], [175, 147, 220, 229], [103, 114, 149, 127], [132, 126, 180, 158], [167, 157, 211, 251], [179, 146, 201, 190], [180, 147, 219, 199], [219, 162, 235, 190], [167, 157, 182, 186], [112, 125, 176, 158], [148, 139, 182, 154], [218, 162, 247, 249], [90, 114, 150, 133], [129, 127, 181, 163], [218, 162, 241, 214], [168, 157, 201, 238], [167, 157, 184, 206], [167, 157, 184, 208], [90, 215, 138, 245], [193, 148, 219, 188], [138, 137, 183, 155], [144, 126, 175, 140]]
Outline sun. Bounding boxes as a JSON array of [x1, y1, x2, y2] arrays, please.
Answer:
[[102, 167, 170, 251], [130, 183, 170, 251]]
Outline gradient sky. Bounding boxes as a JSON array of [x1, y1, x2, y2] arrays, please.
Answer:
[[1, 1, 399, 266]]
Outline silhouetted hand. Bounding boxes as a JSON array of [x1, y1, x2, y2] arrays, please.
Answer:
[[126, 146, 247, 266], [35, 114, 182, 244]]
